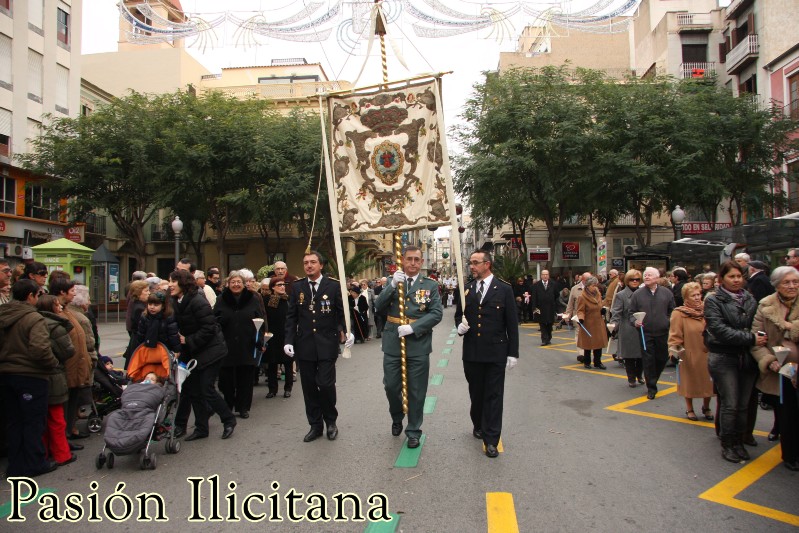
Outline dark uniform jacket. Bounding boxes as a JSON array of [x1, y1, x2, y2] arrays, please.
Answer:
[[285, 276, 345, 361], [375, 275, 443, 357], [455, 277, 519, 363]]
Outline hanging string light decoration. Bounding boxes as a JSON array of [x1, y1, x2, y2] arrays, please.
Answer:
[[118, 1, 641, 53]]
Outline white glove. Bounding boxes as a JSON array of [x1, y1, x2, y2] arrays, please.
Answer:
[[457, 318, 470, 336], [283, 344, 294, 357], [391, 270, 406, 288], [397, 324, 413, 337], [506, 356, 518, 370], [344, 332, 355, 348]]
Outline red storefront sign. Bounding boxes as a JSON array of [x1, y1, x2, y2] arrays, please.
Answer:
[[682, 222, 732, 235], [562, 242, 580, 260], [65, 226, 84, 243], [529, 250, 550, 262]]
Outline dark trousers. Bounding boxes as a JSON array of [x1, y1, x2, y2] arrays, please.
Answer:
[[625, 358, 643, 383], [775, 376, 799, 463], [375, 314, 385, 338], [218, 365, 256, 413], [183, 359, 235, 436], [707, 352, 757, 442], [297, 358, 337, 429], [463, 360, 506, 446], [65, 386, 90, 436], [539, 322, 553, 344], [383, 352, 430, 439], [0, 374, 50, 476], [583, 348, 602, 367], [266, 360, 293, 393], [642, 334, 668, 393]]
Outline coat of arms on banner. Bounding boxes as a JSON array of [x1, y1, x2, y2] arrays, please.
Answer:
[[328, 79, 451, 234]]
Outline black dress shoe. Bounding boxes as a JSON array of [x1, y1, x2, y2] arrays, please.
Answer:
[[239, 411, 250, 419], [185, 432, 208, 441], [68, 442, 84, 451], [68, 432, 89, 440], [392, 422, 403, 436], [265, 391, 276, 398], [742, 434, 757, 447], [33, 461, 59, 476], [407, 436, 420, 448], [173, 427, 187, 439], [304, 428, 323, 442], [485, 444, 499, 458], [473, 428, 483, 439], [283, 390, 291, 398], [768, 433, 779, 442], [594, 363, 607, 370], [221, 424, 236, 439], [57, 453, 78, 466], [327, 425, 338, 440], [784, 461, 799, 471], [647, 391, 656, 400]]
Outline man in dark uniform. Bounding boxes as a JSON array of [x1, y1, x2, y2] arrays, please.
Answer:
[[284, 251, 354, 442], [532, 269, 558, 345], [455, 250, 519, 458], [375, 246, 443, 449]]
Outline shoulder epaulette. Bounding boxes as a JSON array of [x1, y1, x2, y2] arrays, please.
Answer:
[[297, 277, 308, 281], [496, 277, 512, 286], [327, 276, 339, 281]]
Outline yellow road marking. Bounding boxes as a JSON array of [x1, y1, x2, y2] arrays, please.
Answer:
[[699, 445, 799, 527], [482, 438, 504, 453], [486, 492, 519, 533]]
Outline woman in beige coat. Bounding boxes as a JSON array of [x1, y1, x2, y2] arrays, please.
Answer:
[[668, 282, 714, 421], [577, 276, 609, 369], [750, 266, 799, 471]]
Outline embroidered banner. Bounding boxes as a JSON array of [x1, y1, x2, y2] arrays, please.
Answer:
[[327, 79, 451, 234]]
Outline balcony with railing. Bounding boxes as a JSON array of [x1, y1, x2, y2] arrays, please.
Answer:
[[726, 34, 759, 74], [680, 62, 716, 79], [84, 213, 106, 235], [676, 12, 713, 31]]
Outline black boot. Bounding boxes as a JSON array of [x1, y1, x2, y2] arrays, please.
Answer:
[[721, 436, 742, 463]]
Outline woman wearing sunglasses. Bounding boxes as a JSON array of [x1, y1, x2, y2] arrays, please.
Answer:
[[610, 270, 645, 387]]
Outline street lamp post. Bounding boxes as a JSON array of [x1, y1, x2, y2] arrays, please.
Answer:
[[672, 205, 685, 241], [171, 216, 184, 265]]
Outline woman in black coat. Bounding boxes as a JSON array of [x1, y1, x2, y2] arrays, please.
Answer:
[[214, 271, 266, 418], [264, 279, 291, 398], [169, 269, 236, 441]]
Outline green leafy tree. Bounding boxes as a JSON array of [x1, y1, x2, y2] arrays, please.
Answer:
[[18, 92, 176, 268]]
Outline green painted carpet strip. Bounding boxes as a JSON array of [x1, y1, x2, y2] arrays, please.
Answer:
[[442, 348, 452, 354], [446, 339, 455, 345], [394, 435, 427, 468], [437, 358, 448, 368], [449, 333, 456, 338], [424, 396, 437, 414], [364, 512, 400, 532], [430, 374, 444, 385]]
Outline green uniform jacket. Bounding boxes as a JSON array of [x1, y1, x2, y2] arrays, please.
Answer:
[[375, 276, 443, 356]]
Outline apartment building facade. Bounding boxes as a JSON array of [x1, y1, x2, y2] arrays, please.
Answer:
[[0, 0, 85, 265]]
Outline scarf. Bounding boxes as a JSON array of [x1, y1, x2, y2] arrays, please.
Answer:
[[267, 293, 288, 309], [720, 285, 746, 306]]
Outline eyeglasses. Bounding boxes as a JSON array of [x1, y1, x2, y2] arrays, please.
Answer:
[[629, 278, 641, 282], [468, 260, 487, 266], [0, 267, 11, 274], [36, 271, 48, 276], [274, 283, 286, 287]]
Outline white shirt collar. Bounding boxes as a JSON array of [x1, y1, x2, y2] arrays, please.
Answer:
[[478, 274, 494, 289], [309, 275, 322, 284]]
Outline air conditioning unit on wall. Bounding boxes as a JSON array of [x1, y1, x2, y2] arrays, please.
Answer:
[[10, 244, 23, 257], [623, 245, 639, 255]]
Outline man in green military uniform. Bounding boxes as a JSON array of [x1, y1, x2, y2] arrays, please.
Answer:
[[375, 245, 443, 449]]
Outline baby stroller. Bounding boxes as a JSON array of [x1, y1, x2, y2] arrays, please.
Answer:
[[95, 342, 184, 470], [86, 360, 125, 433]]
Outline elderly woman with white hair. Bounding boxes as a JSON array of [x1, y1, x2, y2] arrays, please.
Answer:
[[750, 266, 799, 471], [576, 275, 609, 370]]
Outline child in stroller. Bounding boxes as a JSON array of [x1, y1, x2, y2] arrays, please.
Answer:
[[86, 355, 127, 433], [96, 342, 181, 470]]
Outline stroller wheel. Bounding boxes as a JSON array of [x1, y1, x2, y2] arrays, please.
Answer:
[[140, 452, 157, 470], [165, 438, 181, 454], [95, 453, 105, 469], [106, 452, 115, 469], [88, 416, 103, 433]]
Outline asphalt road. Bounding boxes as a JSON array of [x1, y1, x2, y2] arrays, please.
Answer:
[[1, 308, 797, 532]]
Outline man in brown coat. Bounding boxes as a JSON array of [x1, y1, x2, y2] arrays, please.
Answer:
[[0, 279, 59, 476]]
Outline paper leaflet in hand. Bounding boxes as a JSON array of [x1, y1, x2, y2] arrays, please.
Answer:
[[176, 359, 197, 393], [779, 362, 797, 379], [607, 323, 616, 333], [632, 312, 646, 323], [252, 318, 266, 363]]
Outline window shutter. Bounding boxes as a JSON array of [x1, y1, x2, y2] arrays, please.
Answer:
[[0, 108, 11, 136], [27, 49, 43, 100], [55, 64, 69, 112], [0, 34, 10, 84], [718, 42, 726, 64], [747, 13, 755, 34]]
